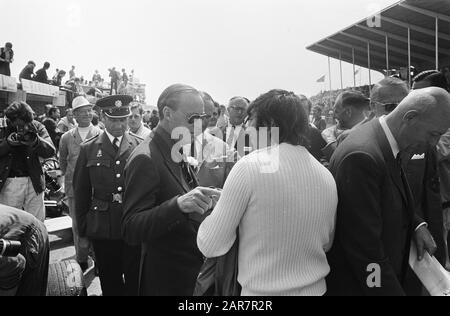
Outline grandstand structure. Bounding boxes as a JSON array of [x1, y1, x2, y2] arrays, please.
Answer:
[[307, 0, 450, 90]]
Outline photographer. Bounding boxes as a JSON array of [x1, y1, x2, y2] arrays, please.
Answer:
[[0, 102, 56, 222]]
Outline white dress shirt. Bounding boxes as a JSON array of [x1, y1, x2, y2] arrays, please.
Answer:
[[379, 116, 400, 159], [105, 130, 123, 147], [226, 123, 243, 148]]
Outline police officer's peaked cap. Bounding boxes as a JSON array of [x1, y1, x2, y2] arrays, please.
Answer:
[[96, 95, 133, 118]]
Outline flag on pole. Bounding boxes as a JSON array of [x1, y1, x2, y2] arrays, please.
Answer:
[[316, 75, 326, 83]]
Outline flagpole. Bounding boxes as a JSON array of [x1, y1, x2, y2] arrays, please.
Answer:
[[328, 57, 332, 92], [352, 48, 356, 88], [328, 57, 332, 109]]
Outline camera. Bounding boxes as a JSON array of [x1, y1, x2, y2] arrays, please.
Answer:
[[0, 239, 21, 257], [15, 125, 37, 143], [3, 102, 38, 144]]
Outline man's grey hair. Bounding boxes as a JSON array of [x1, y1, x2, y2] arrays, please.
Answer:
[[371, 77, 409, 103]]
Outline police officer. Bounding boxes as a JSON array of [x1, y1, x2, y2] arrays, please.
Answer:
[[73, 95, 142, 296]]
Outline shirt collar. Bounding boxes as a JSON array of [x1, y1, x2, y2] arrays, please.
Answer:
[[104, 130, 123, 145], [135, 123, 144, 133], [379, 116, 400, 159]]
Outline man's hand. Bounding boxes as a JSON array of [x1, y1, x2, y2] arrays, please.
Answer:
[[177, 187, 222, 215], [6, 133, 22, 147], [415, 225, 437, 261], [20, 134, 38, 147]]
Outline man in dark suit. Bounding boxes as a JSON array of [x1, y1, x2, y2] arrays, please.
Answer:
[[321, 91, 370, 161], [326, 87, 450, 296], [408, 71, 450, 267], [73, 95, 143, 296], [122, 84, 221, 296]]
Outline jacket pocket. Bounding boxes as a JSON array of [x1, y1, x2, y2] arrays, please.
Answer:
[[86, 199, 110, 239], [86, 159, 111, 184], [86, 159, 111, 168]]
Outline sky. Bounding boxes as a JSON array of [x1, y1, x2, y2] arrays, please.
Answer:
[[1, 0, 399, 105]]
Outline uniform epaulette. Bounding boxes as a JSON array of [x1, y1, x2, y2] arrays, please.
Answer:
[[82, 133, 100, 144]]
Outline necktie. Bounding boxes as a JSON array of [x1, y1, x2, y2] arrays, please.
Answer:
[[113, 137, 120, 152], [179, 148, 196, 188], [227, 126, 236, 146], [190, 139, 196, 159]]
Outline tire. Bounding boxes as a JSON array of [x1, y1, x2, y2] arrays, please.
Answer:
[[47, 260, 87, 296]]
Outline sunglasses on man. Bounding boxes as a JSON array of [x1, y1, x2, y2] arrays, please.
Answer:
[[185, 113, 210, 124], [371, 101, 398, 113]]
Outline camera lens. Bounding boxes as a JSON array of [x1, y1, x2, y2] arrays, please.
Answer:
[[0, 240, 22, 257]]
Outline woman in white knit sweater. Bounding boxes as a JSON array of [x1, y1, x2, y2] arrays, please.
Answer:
[[197, 90, 338, 296]]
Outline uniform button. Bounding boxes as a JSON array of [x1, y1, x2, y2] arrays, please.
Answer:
[[94, 207, 98, 211], [26, 156, 30, 160], [116, 161, 120, 165], [116, 174, 121, 178], [118, 187, 123, 192], [97, 163, 101, 167]]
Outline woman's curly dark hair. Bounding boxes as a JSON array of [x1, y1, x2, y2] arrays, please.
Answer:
[[5, 102, 34, 124], [247, 90, 309, 146]]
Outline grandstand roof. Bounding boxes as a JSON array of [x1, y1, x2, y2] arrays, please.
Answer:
[[306, 0, 450, 72]]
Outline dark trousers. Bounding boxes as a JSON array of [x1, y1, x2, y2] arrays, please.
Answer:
[[91, 240, 140, 296], [110, 81, 118, 95], [0, 62, 11, 76]]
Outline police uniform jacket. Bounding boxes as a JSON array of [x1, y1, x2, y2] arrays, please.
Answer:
[[73, 131, 142, 240]]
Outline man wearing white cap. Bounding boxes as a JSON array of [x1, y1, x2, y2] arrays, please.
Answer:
[[59, 96, 101, 271]]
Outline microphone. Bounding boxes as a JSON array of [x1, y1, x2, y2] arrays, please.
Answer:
[[0, 239, 21, 257]]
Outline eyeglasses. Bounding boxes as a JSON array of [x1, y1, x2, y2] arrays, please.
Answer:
[[372, 101, 398, 113]]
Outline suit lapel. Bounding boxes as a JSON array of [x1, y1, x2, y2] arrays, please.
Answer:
[[374, 120, 409, 207], [98, 132, 117, 160], [153, 128, 190, 193], [118, 133, 132, 159], [73, 126, 99, 145], [86, 126, 99, 140], [72, 128, 82, 145]]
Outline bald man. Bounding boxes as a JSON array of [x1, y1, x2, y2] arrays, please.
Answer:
[[122, 84, 221, 296], [326, 87, 450, 296]]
